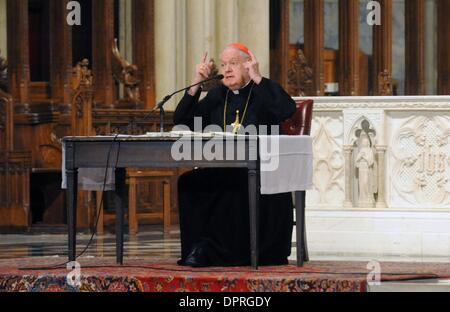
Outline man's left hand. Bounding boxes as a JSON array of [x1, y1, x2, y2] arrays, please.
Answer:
[[244, 50, 263, 85]]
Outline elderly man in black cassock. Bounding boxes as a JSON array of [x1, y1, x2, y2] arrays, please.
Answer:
[[174, 43, 296, 267]]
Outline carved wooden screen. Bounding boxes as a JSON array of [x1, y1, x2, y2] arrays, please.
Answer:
[[269, 0, 447, 96]]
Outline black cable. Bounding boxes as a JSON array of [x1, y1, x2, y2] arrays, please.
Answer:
[[19, 134, 121, 271]]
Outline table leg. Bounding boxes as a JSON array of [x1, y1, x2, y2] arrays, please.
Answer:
[[295, 191, 308, 266], [302, 194, 309, 262], [248, 167, 259, 270], [114, 168, 126, 265], [67, 168, 78, 262]]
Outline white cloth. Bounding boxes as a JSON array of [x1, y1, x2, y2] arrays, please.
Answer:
[[259, 135, 313, 195], [61, 142, 116, 191], [61, 134, 314, 194]]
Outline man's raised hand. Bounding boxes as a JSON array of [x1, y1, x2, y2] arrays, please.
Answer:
[[189, 52, 213, 96], [244, 50, 263, 85], [195, 52, 212, 81]]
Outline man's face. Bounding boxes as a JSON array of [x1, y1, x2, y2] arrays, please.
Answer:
[[219, 48, 251, 91]]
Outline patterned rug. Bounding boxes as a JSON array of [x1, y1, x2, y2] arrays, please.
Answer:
[[0, 257, 449, 292]]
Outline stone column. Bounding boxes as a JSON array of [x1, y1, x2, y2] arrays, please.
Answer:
[[216, 0, 238, 52], [154, 0, 271, 111], [237, 0, 270, 77], [343, 145, 354, 208], [424, 0, 437, 95], [186, 0, 216, 85], [119, 0, 133, 62], [175, 0, 187, 107], [118, 0, 133, 100], [375, 145, 387, 208], [0, 0, 6, 55], [155, 0, 177, 111]]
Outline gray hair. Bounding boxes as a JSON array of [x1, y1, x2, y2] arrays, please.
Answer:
[[221, 46, 251, 61]]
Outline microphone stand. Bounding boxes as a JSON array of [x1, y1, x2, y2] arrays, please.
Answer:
[[152, 75, 223, 133]]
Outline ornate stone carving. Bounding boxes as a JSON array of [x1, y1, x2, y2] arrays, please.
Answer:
[[391, 116, 450, 206], [345, 118, 385, 208], [344, 109, 384, 146], [307, 114, 345, 206], [111, 39, 143, 109], [287, 49, 314, 96], [355, 132, 377, 207]]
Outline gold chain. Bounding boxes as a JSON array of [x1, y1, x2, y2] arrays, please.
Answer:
[[223, 83, 255, 132]]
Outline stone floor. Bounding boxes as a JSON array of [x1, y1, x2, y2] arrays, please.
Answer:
[[2, 224, 450, 263], [0, 225, 181, 260]]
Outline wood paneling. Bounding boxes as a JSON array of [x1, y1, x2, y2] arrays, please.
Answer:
[[7, 0, 31, 112], [373, 0, 393, 96], [132, 0, 156, 110], [339, 0, 360, 96], [28, 0, 50, 82], [49, 0, 73, 111], [0, 90, 14, 151], [405, 0, 425, 95], [269, 0, 290, 90], [0, 151, 32, 228], [92, 0, 115, 107], [304, 0, 324, 96], [437, 0, 450, 95]]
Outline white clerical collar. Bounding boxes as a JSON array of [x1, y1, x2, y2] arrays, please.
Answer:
[[232, 80, 252, 95]]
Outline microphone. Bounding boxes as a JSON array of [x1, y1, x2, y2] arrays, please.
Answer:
[[151, 74, 224, 133], [125, 75, 223, 134], [152, 74, 224, 112]]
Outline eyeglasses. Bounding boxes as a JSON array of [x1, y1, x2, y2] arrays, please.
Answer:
[[220, 60, 243, 69]]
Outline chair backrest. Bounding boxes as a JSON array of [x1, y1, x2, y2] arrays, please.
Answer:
[[281, 99, 314, 136]]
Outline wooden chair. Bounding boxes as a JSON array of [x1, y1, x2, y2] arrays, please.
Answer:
[[96, 169, 174, 236], [127, 169, 174, 235], [280, 99, 314, 266]]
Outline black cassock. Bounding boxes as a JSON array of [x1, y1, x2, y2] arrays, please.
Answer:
[[173, 78, 296, 266]]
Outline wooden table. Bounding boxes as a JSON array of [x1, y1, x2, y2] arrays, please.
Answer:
[[63, 135, 262, 268]]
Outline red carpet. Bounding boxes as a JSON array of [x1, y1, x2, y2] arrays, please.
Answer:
[[0, 257, 449, 292]]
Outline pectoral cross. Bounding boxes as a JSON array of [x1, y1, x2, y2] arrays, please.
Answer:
[[231, 110, 241, 134]]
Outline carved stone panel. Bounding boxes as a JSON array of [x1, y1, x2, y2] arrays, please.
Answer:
[[307, 112, 345, 207], [389, 115, 450, 207]]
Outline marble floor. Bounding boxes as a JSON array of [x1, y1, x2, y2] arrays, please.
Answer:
[[0, 225, 182, 260], [1, 225, 450, 264]]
